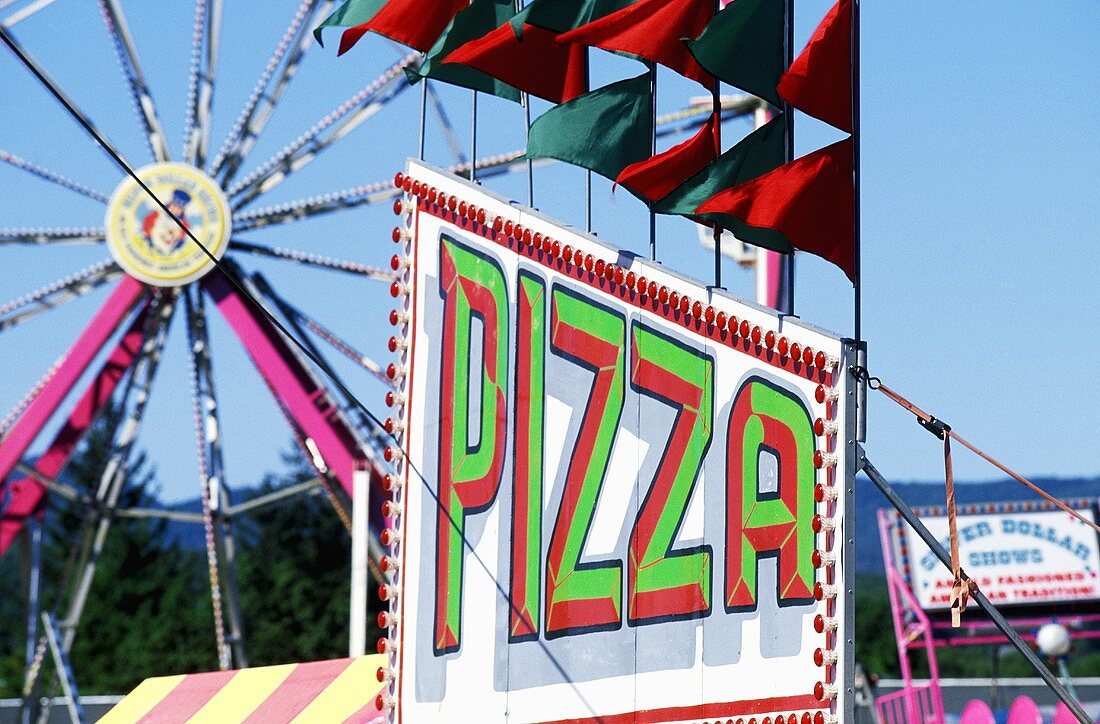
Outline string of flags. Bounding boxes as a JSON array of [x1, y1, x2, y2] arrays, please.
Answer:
[[316, 0, 857, 281]]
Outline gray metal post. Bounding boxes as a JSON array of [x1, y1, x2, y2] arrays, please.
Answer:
[[859, 450, 1092, 724], [470, 91, 477, 182], [418, 77, 427, 160], [585, 170, 591, 233], [783, 0, 795, 314], [187, 289, 247, 668], [648, 62, 657, 260], [21, 518, 42, 724], [711, 0, 722, 288], [42, 613, 84, 724], [852, 0, 866, 444]]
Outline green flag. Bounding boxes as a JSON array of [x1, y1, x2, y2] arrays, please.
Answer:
[[408, 0, 522, 103], [654, 115, 785, 216], [511, 0, 635, 36], [524, 74, 652, 181], [686, 0, 784, 106]]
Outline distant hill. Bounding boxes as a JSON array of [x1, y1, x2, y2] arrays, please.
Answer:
[[855, 474, 1099, 573]]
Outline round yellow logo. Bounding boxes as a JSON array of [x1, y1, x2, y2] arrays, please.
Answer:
[[105, 163, 231, 287]]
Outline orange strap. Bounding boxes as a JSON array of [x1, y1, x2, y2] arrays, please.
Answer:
[[941, 432, 973, 626], [874, 381, 1100, 537]]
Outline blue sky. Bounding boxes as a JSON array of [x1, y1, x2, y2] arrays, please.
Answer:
[[1, 0, 1098, 503]]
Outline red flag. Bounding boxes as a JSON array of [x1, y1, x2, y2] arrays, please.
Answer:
[[615, 113, 717, 202], [696, 139, 854, 280], [336, 0, 468, 55], [777, 0, 852, 132], [444, 24, 588, 104], [556, 0, 714, 86]]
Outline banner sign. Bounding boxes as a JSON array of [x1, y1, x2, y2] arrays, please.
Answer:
[[379, 161, 856, 724], [894, 501, 1100, 611]]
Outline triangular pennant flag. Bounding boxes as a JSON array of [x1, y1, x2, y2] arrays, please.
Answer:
[[444, 22, 588, 104], [616, 113, 718, 204], [777, 0, 853, 132], [409, 0, 522, 103], [513, 0, 636, 36], [314, 0, 467, 55], [556, 0, 714, 85], [695, 138, 855, 280], [524, 74, 652, 181], [655, 115, 786, 216], [686, 0, 784, 106]]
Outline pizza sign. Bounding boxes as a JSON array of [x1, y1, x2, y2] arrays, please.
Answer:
[[377, 161, 856, 724]]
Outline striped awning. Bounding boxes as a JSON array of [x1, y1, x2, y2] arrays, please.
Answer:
[[101, 654, 387, 723]]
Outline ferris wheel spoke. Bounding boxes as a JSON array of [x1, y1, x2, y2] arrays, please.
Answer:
[[0, 226, 105, 245], [95, 0, 171, 162], [0, 27, 131, 169], [183, 288, 247, 670], [228, 240, 395, 281], [55, 291, 176, 655], [0, 300, 151, 556], [182, 0, 223, 168], [0, 259, 122, 333], [0, 0, 59, 28], [249, 273, 392, 447], [210, 0, 334, 185], [231, 150, 533, 231], [201, 262, 386, 503], [0, 150, 110, 203], [226, 53, 418, 209], [230, 179, 394, 230], [0, 275, 147, 506], [267, 291, 393, 389], [426, 82, 468, 165]]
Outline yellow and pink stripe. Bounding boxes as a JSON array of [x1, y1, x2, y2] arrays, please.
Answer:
[[101, 655, 387, 723]]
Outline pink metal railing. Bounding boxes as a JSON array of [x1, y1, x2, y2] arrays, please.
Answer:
[[877, 509, 946, 724], [877, 682, 940, 724]]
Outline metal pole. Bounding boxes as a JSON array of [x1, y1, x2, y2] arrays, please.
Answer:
[[711, 0, 722, 288], [525, 95, 533, 206], [859, 450, 1093, 724], [42, 613, 84, 724], [852, 0, 867, 443], [852, 0, 861, 348], [648, 62, 657, 261], [783, 0, 795, 314], [418, 77, 427, 160], [585, 170, 591, 233], [470, 91, 477, 182], [516, 0, 533, 207], [21, 518, 42, 724], [349, 465, 369, 657]]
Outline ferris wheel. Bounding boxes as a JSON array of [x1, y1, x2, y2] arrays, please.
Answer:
[[0, 0, 753, 707], [0, 0, 434, 684]]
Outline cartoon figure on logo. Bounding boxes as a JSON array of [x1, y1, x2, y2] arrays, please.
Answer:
[[141, 189, 191, 256]]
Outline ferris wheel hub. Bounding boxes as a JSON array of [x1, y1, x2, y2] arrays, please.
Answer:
[[105, 163, 232, 287]]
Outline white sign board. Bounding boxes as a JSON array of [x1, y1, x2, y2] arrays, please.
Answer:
[[379, 161, 856, 724], [903, 504, 1100, 610]]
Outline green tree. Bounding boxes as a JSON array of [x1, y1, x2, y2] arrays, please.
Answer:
[[0, 405, 216, 697], [234, 448, 365, 665]]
